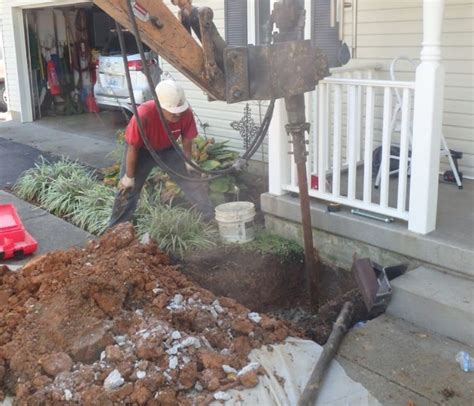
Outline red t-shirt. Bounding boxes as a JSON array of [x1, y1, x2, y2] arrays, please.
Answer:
[[125, 100, 198, 150]]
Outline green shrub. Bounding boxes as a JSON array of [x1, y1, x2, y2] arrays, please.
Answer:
[[72, 184, 115, 235], [40, 172, 97, 217], [136, 195, 218, 257], [15, 158, 218, 252], [247, 232, 304, 264], [14, 157, 89, 202]]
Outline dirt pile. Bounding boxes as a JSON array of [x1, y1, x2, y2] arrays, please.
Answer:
[[0, 224, 295, 405]]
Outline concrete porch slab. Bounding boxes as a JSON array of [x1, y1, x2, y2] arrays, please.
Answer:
[[261, 180, 474, 277]]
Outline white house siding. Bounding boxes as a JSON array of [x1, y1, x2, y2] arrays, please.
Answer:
[[2, 0, 471, 174], [163, 0, 474, 173], [340, 0, 474, 178]]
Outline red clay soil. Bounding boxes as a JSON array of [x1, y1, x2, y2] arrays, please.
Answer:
[[0, 224, 297, 405]]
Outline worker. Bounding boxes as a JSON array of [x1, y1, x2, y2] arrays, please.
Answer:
[[108, 79, 214, 228]]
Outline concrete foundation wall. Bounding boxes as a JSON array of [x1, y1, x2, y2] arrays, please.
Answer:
[[264, 214, 423, 272]]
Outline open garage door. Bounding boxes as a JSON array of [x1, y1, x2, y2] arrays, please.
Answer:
[[23, 3, 160, 122]]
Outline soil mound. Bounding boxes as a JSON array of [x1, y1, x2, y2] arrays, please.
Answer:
[[0, 224, 295, 405]]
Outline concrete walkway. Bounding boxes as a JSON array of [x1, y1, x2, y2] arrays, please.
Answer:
[[339, 315, 474, 406], [0, 190, 92, 266]]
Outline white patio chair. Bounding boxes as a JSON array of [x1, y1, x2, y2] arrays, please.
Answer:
[[374, 56, 463, 189]]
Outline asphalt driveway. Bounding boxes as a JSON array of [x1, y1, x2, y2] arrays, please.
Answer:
[[0, 138, 56, 189]]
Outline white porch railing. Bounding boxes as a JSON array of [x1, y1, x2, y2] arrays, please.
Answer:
[[283, 72, 416, 222], [268, 0, 445, 235]]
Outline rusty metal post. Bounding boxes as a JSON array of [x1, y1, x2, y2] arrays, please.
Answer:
[[285, 96, 320, 310], [273, 0, 320, 309]]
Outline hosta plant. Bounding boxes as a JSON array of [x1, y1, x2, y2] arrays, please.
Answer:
[[102, 135, 243, 206]]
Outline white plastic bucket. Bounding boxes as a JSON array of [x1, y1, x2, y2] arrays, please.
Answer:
[[215, 201, 256, 244]]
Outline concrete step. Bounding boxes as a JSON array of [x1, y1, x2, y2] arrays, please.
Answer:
[[387, 266, 474, 346], [338, 315, 474, 406]]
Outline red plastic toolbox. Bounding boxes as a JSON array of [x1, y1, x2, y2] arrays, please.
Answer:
[[0, 204, 38, 260]]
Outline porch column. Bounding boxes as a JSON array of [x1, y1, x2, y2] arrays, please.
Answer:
[[408, 0, 445, 234], [268, 99, 290, 195]]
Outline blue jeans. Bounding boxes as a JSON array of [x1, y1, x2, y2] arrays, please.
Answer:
[[108, 145, 214, 228]]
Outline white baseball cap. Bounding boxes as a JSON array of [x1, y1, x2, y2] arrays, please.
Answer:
[[155, 80, 189, 114]]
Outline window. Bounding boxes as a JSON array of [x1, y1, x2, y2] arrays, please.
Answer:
[[225, 0, 248, 46], [311, 0, 343, 68], [225, 0, 271, 46], [255, 0, 271, 45], [102, 31, 150, 55]]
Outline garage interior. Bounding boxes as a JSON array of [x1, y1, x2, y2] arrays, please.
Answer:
[[22, 3, 129, 137]]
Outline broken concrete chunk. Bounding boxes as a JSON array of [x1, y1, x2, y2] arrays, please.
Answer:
[[166, 344, 181, 355], [136, 371, 146, 380], [248, 312, 262, 324], [222, 365, 237, 375], [64, 389, 73, 401], [104, 369, 124, 390], [169, 294, 184, 309], [238, 362, 260, 377], [214, 391, 231, 401], [171, 331, 182, 340], [194, 381, 203, 392], [181, 336, 201, 349], [114, 336, 127, 346], [169, 356, 178, 369], [212, 300, 225, 314]]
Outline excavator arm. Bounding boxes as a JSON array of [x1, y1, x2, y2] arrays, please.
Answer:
[[92, 0, 329, 104]]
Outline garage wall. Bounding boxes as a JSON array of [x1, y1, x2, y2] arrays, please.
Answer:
[[0, 0, 88, 121]]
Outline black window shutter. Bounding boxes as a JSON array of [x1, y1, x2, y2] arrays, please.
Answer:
[[312, 0, 341, 68], [225, 0, 248, 46]]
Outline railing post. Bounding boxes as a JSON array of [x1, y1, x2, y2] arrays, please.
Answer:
[[268, 99, 290, 195], [408, 0, 445, 234]]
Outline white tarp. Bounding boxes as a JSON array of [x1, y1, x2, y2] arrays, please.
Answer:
[[211, 337, 380, 406], [0, 337, 379, 406]]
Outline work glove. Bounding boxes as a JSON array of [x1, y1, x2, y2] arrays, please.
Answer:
[[185, 160, 200, 175], [118, 174, 135, 192]]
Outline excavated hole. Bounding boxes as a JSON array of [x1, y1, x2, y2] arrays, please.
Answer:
[[181, 246, 368, 345]]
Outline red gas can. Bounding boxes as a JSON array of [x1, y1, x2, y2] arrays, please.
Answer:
[[0, 204, 38, 260]]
